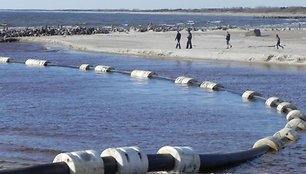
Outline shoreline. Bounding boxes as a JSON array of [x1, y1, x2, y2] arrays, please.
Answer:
[[3, 9, 306, 18], [108, 11, 306, 18], [19, 29, 306, 66]]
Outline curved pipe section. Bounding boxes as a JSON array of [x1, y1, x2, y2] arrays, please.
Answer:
[[2, 57, 306, 173], [199, 145, 270, 172], [0, 146, 270, 174]]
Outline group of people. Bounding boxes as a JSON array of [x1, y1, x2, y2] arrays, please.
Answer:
[[175, 29, 192, 49], [175, 30, 284, 50]]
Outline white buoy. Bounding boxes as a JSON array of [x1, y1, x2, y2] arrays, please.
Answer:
[[101, 146, 148, 174], [95, 65, 113, 73], [79, 64, 90, 71], [242, 90, 259, 100], [286, 110, 306, 121], [265, 97, 281, 107], [253, 136, 285, 151], [130, 70, 157, 79], [276, 102, 297, 113], [200, 81, 221, 90], [0, 57, 10, 63], [25, 59, 49, 67], [273, 128, 299, 141], [53, 150, 104, 174], [285, 118, 306, 131], [175, 76, 197, 85], [157, 146, 200, 173]]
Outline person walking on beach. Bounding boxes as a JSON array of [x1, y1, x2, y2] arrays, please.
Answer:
[[226, 31, 232, 49], [175, 30, 181, 49], [298, 23, 302, 30], [276, 34, 284, 49], [186, 29, 192, 49]]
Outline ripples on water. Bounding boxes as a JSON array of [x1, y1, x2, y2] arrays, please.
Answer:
[[1, 11, 306, 28], [0, 42, 305, 173]]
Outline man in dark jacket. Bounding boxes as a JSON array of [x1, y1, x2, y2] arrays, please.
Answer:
[[226, 31, 232, 49], [175, 30, 181, 49], [186, 29, 192, 49], [276, 34, 284, 49]]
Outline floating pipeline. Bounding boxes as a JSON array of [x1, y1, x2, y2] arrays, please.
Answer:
[[1, 58, 306, 173], [0, 146, 271, 174]]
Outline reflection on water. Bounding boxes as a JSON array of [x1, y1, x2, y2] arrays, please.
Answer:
[[0, 42, 305, 173]]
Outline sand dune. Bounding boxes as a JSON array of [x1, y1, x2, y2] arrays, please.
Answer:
[[20, 29, 306, 65]]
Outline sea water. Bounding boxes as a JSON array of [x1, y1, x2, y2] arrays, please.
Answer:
[[0, 11, 306, 173], [1, 10, 306, 29], [0, 42, 305, 173]]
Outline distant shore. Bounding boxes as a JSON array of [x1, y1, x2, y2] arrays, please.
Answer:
[[19, 28, 306, 66], [2, 8, 306, 17], [103, 11, 306, 18], [107, 10, 306, 18]]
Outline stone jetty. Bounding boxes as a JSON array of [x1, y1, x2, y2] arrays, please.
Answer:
[[0, 23, 242, 43]]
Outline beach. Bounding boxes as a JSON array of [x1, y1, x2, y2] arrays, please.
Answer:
[[20, 29, 306, 65]]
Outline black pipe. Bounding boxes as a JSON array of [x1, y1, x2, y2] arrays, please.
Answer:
[[0, 162, 69, 174], [254, 95, 267, 101], [147, 154, 175, 172], [0, 146, 271, 174], [199, 145, 270, 172], [151, 75, 175, 82], [109, 69, 131, 75], [103, 156, 118, 174], [219, 87, 243, 96], [4, 58, 270, 103], [6, 59, 25, 64], [48, 64, 79, 69]]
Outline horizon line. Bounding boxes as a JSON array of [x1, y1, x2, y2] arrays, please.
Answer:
[[0, 6, 306, 11]]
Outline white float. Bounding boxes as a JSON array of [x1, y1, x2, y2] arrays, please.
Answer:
[[265, 97, 281, 107], [286, 110, 306, 121], [285, 118, 306, 131], [276, 102, 296, 113], [200, 81, 221, 90], [175, 76, 197, 85], [95, 65, 113, 73], [273, 128, 299, 141], [0, 57, 10, 63], [53, 150, 104, 174], [157, 146, 200, 173], [101, 146, 148, 174], [253, 136, 285, 151], [25, 59, 49, 67], [79, 64, 90, 71], [242, 90, 259, 100], [130, 70, 157, 79]]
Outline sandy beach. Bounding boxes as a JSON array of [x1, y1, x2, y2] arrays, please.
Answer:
[[20, 29, 306, 65]]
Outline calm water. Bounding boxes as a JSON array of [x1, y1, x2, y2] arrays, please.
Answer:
[[0, 10, 306, 29], [0, 42, 306, 173]]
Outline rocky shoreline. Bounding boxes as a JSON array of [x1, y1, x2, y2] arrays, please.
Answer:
[[0, 23, 244, 43]]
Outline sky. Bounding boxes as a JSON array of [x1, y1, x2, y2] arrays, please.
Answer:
[[0, 0, 306, 9]]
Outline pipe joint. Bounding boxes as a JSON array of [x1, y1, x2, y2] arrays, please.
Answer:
[[95, 65, 114, 73], [253, 136, 285, 151], [157, 146, 200, 173], [130, 70, 157, 79], [101, 146, 148, 174], [53, 150, 104, 174], [25, 58, 49, 67], [175, 76, 197, 85]]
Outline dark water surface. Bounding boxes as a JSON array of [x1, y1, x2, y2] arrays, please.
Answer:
[[1, 10, 306, 29], [0, 42, 306, 173]]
